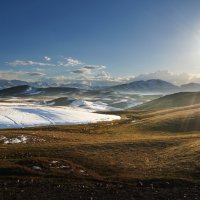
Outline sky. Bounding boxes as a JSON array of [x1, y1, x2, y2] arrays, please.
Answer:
[[1, 0, 200, 85]]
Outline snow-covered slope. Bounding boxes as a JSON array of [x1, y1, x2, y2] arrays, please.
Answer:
[[0, 103, 120, 129], [71, 99, 118, 111]]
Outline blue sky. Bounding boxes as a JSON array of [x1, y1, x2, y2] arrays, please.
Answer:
[[1, 0, 200, 84]]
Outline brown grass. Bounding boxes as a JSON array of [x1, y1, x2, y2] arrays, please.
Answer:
[[0, 105, 200, 185]]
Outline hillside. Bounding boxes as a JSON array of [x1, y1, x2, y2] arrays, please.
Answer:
[[1, 104, 200, 199], [181, 83, 200, 92], [134, 92, 200, 111]]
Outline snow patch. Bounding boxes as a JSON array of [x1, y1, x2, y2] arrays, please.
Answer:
[[0, 135, 28, 144], [32, 166, 42, 170], [0, 103, 120, 129], [71, 99, 117, 111]]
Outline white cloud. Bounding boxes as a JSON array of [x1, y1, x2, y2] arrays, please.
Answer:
[[0, 71, 19, 80], [44, 74, 129, 87], [70, 65, 106, 75], [95, 71, 111, 79], [7, 58, 57, 67], [0, 70, 46, 80], [6, 57, 106, 72], [44, 56, 51, 61], [133, 70, 191, 85], [71, 68, 92, 74], [45, 69, 200, 87], [25, 72, 46, 76], [59, 57, 82, 67], [7, 60, 56, 67], [94, 71, 134, 83], [7, 56, 200, 86], [83, 65, 106, 70], [10, 56, 194, 86]]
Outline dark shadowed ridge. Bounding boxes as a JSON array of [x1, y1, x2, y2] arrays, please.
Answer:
[[0, 79, 28, 89], [0, 85, 81, 97]]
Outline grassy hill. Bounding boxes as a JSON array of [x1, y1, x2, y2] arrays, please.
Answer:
[[134, 92, 200, 111], [133, 104, 200, 132], [1, 102, 200, 199]]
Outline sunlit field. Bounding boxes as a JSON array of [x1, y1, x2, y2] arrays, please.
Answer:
[[1, 101, 200, 199]]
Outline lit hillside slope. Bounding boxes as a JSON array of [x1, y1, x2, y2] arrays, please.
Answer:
[[131, 92, 200, 132], [134, 92, 200, 111]]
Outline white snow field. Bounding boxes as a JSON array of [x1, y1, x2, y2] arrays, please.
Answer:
[[0, 103, 120, 129], [71, 99, 117, 111]]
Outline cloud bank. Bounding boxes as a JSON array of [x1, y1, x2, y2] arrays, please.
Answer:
[[8, 60, 56, 67], [132, 70, 193, 85], [7, 57, 83, 68], [5, 56, 200, 86]]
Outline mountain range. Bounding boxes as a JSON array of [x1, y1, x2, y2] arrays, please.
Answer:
[[0, 85, 81, 97], [0, 79, 200, 96], [109, 79, 179, 93], [0, 79, 91, 90]]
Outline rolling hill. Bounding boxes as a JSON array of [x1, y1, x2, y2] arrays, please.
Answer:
[[1, 91, 200, 199], [134, 92, 200, 111], [1, 98, 200, 199], [180, 83, 200, 92]]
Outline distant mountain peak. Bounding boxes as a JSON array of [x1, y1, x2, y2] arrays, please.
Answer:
[[110, 79, 178, 93]]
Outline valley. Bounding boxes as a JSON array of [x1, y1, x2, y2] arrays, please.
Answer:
[[1, 87, 200, 199]]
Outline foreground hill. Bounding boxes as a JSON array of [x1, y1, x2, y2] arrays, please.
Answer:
[[1, 103, 200, 199], [133, 103, 200, 132], [134, 91, 200, 111]]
